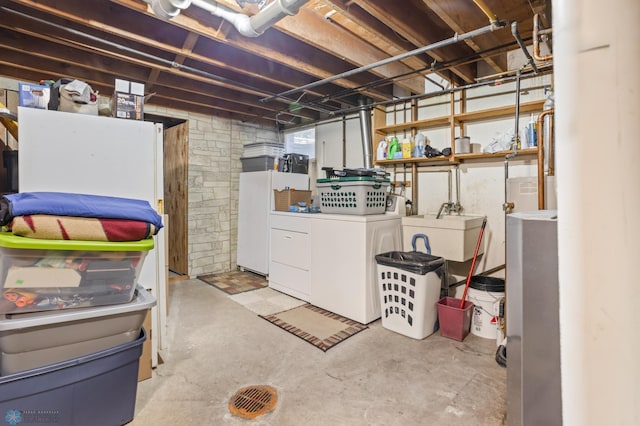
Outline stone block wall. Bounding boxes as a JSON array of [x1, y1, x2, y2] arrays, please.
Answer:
[[145, 104, 278, 277]]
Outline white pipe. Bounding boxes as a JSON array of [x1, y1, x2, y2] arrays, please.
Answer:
[[248, 0, 308, 36], [146, 0, 309, 37]]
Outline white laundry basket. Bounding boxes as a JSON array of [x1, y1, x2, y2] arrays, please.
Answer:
[[375, 248, 446, 339]]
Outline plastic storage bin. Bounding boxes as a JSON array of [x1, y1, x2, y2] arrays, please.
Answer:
[[240, 155, 278, 172], [375, 251, 446, 339], [0, 233, 153, 314], [242, 142, 284, 158], [317, 176, 390, 215], [0, 329, 146, 426], [437, 297, 473, 341], [0, 285, 155, 375]]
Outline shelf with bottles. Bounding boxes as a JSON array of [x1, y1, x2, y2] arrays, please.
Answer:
[[373, 156, 459, 167], [373, 147, 538, 167]]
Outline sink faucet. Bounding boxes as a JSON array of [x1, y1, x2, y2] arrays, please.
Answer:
[[436, 201, 463, 219]]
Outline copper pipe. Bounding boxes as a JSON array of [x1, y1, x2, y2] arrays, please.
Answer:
[[533, 14, 553, 62], [536, 109, 554, 209]]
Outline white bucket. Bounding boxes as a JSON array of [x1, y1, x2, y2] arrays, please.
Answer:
[[495, 297, 505, 346], [467, 279, 505, 340]]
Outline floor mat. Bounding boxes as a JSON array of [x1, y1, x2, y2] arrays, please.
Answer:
[[197, 270, 267, 295], [228, 287, 306, 316], [259, 304, 368, 352]]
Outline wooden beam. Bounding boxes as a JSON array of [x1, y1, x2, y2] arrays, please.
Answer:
[[110, 0, 393, 101], [272, 4, 426, 95], [422, 0, 507, 73], [348, 0, 478, 84]]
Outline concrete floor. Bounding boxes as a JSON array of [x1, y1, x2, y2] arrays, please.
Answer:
[[130, 278, 506, 426]]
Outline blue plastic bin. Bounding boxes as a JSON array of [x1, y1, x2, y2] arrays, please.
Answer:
[[0, 329, 146, 426]]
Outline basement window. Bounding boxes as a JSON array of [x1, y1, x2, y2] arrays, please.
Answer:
[[284, 127, 315, 159]]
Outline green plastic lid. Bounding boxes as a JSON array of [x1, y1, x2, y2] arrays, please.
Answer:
[[0, 232, 154, 251], [316, 177, 390, 184]]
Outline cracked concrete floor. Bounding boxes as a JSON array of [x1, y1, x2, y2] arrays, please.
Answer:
[[130, 279, 506, 426]]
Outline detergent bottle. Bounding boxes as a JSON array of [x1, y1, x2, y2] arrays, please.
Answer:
[[376, 139, 387, 161], [387, 136, 399, 160]]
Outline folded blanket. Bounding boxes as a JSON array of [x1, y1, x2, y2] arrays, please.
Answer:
[[0, 192, 163, 230], [11, 215, 157, 242]]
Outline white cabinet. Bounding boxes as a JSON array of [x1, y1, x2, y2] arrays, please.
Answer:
[[237, 171, 309, 276], [269, 212, 402, 323], [268, 214, 311, 300]]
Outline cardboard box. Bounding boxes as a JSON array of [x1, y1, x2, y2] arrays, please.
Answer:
[[114, 92, 144, 120], [18, 82, 50, 109], [5, 266, 81, 288], [114, 79, 144, 120], [273, 189, 312, 211], [138, 308, 152, 381]]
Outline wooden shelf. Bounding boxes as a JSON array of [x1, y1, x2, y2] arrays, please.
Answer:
[[375, 100, 544, 136], [454, 100, 544, 123], [374, 156, 458, 167], [453, 148, 538, 161], [373, 148, 538, 167], [376, 116, 450, 134]]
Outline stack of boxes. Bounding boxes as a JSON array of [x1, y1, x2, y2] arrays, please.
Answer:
[[113, 79, 144, 120], [0, 233, 156, 425], [17, 78, 145, 120]]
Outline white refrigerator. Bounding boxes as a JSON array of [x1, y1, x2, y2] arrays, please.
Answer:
[[17, 107, 167, 367], [237, 170, 308, 276]]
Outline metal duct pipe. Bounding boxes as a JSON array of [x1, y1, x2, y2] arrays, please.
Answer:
[[145, 0, 309, 37], [247, 0, 308, 35], [358, 97, 373, 169]]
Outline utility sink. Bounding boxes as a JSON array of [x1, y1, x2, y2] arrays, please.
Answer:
[[401, 214, 485, 262]]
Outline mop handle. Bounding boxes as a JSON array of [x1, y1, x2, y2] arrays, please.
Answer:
[[459, 217, 487, 309]]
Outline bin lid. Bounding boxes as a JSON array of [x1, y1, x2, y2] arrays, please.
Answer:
[[470, 275, 505, 292], [317, 176, 390, 184], [0, 285, 156, 330], [375, 251, 445, 275], [0, 232, 154, 251]]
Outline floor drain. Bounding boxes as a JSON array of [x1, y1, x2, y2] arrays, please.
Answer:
[[228, 385, 278, 419]]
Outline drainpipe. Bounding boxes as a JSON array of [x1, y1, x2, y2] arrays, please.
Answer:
[[145, 0, 309, 37], [511, 21, 538, 74]]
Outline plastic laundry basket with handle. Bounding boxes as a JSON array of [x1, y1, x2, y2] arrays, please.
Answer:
[[375, 234, 446, 340]]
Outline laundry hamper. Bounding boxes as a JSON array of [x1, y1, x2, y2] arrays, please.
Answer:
[[375, 250, 446, 339]]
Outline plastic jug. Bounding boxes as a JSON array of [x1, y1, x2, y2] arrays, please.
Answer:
[[376, 139, 387, 160], [387, 137, 399, 160]]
